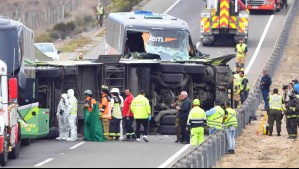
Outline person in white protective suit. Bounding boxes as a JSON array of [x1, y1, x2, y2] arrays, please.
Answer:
[[56, 94, 70, 140], [67, 89, 78, 141]]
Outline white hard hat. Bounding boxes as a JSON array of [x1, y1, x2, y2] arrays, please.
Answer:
[[111, 88, 120, 93]]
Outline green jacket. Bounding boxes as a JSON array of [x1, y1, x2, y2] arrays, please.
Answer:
[[131, 95, 151, 119]]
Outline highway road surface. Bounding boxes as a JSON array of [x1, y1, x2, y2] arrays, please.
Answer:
[[7, 0, 295, 168]]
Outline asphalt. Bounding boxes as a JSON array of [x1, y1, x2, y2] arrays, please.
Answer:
[[6, 0, 295, 168]]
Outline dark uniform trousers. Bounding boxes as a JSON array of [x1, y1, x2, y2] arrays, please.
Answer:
[[286, 117, 297, 137], [268, 109, 283, 134]]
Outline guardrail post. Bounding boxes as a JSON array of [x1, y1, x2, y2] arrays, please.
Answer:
[[186, 155, 193, 168], [207, 140, 214, 168], [181, 159, 188, 168], [202, 143, 209, 168], [196, 148, 204, 168]]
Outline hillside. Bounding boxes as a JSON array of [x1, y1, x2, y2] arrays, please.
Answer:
[[0, 0, 97, 34]]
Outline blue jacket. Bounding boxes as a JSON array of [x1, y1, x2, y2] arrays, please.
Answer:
[[260, 75, 272, 92], [295, 84, 299, 92]]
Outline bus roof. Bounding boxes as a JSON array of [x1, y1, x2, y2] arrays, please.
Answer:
[[108, 11, 190, 31]]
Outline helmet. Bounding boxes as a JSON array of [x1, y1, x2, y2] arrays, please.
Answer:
[[193, 99, 201, 106], [111, 88, 120, 94], [101, 85, 109, 91], [84, 90, 93, 97]]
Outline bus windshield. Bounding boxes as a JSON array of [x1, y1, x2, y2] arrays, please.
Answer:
[[126, 29, 190, 61]]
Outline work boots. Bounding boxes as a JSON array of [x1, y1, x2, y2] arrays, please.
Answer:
[[268, 132, 273, 136]]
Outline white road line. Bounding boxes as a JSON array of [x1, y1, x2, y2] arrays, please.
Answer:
[[69, 142, 85, 150], [158, 144, 191, 168], [163, 0, 181, 14], [34, 158, 54, 167], [245, 15, 275, 74]]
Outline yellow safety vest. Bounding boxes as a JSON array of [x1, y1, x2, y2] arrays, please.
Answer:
[[240, 76, 250, 91], [234, 79, 241, 95], [269, 95, 283, 110], [187, 107, 207, 128], [208, 106, 224, 130], [234, 73, 242, 85], [111, 98, 122, 119], [70, 98, 78, 114], [97, 6, 104, 15], [131, 95, 151, 119], [224, 108, 238, 128], [236, 44, 247, 58]]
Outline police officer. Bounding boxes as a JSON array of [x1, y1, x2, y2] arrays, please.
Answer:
[[285, 90, 299, 139], [187, 99, 207, 146], [268, 88, 284, 136]]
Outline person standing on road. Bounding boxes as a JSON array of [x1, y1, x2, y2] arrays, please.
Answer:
[[206, 100, 225, 135], [281, 0, 288, 9], [171, 95, 183, 143], [285, 90, 299, 139], [96, 2, 105, 29], [131, 90, 151, 142], [122, 89, 136, 141], [66, 89, 78, 141], [233, 76, 241, 109], [260, 70, 272, 111], [224, 101, 238, 154], [235, 39, 248, 69], [187, 99, 207, 146], [109, 88, 123, 140], [176, 91, 192, 144], [240, 71, 250, 104], [83, 90, 105, 142], [99, 85, 112, 140], [56, 93, 70, 141], [268, 88, 284, 136]]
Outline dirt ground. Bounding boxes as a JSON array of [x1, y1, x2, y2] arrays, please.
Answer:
[[216, 10, 299, 169]]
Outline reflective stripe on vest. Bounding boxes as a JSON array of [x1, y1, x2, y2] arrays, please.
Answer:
[[269, 95, 283, 110], [224, 108, 238, 128], [208, 106, 224, 130], [236, 44, 247, 58]]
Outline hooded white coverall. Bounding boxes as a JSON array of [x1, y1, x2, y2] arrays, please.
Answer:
[[56, 94, 70, 140], [67, 89, 78, 141]]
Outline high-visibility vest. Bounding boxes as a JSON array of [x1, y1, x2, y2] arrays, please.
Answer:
[[269, 94, 283, 110], [70, 98, 78, 114], [240, 76, 250, 91], [224, 108, 238, 128], [131, 95, 151, 119], [236, 44, 247, 58], [97, 6, 104, 15], [111, 97, 122, 119], [187, 107, 207, 128], [234, 73, 242, 84], [207, 106, 225, 130], [234, 79, 241, 95]]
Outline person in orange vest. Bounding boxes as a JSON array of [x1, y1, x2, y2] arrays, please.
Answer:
[[99, 85, 112, 140]]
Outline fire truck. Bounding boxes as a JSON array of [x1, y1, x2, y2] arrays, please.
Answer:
[[247, 0, 282, 14], [0, 17, 50, 166], [201, 0, 250, 46]]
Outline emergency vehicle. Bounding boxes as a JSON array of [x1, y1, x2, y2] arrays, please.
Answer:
[[247, 0, 282, 14]]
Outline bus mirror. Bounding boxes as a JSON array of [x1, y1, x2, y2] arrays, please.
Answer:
[[9, 78, 18, 100]]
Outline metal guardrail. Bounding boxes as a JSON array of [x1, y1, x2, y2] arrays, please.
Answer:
[[172, 1, 299, 168]]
